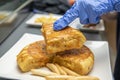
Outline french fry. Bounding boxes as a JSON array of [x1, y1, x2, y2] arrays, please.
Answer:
[[45, 75, 74, 80], [31, 64, 99, 80], [61, 66, 81, 76], [31, 69, 58, 77], [69, 76, 99, 80], [55, 64, 67, 75], [46, 63, 60, 74], [45, 75, 99, 80]]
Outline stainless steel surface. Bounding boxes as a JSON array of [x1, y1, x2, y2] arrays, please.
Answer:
[[0, 0, 33, 24], [0, 12, 29, 44]]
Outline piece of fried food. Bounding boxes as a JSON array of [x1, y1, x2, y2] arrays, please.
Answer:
[[41, 23, 86, 54], [53, 45, 94, 75], [45, 75, 99, 80], [35, 16, 57, 24], [17, 40, 51, 72]]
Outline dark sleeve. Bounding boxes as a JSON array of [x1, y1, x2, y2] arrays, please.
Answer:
[[116, 12, 120, 49], [114, 12, 120, 80]]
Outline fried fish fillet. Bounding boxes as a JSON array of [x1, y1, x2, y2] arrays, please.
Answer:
[[17, 40, 51, 72], [41, 23, 86, 54], [53, 45, 94, 75]]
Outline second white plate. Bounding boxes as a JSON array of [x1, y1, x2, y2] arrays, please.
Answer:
[[26, 14, 62, 26], [26, 14, 105, 31]]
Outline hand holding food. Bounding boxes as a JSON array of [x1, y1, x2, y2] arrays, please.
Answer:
[[53, 0, 118, 30], [41, 23, 86, 54], [17, 23, 99, 80]]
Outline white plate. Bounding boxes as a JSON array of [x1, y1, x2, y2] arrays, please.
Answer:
[[69, 18, 105, 31], [0, 33, 113, 80], [26, 14, 62, 26]]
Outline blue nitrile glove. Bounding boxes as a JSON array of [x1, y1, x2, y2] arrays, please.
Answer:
[[54, 0, 120, 30]]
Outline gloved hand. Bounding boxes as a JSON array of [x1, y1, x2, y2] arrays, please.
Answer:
[[54, 0, 120, 30]]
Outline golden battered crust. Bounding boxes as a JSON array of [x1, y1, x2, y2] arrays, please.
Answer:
[[41, 23, 86, 54], [17, 41, 94, 75], [17, 40, 51, 72], [53, 45, 94, 75]]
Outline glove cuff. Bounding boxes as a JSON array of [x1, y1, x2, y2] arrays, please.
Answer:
[[111, 0, 120, 11], [114, 1, 120, 11]]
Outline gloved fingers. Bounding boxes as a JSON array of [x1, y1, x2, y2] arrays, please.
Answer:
[[78, 13, 89, 24], [53, 3, 79, 30], [53, 19, 69, 31]]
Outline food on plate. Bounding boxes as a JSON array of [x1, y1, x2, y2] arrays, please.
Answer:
[[0, 14, 6, 20], [72, 76, 99, 80], [31, 64, 80, 77], [61, 66, 81, 76], [16, 22, 99, 79], [35, 16, 57, 24], [31, 63, 99, 80], [45, 75, 99, 80], [46, 63, 80, 76], [17, 40, 94, 75], [31, 69, 58, 77], [53, 45, 94, 75], [17, 40, 52, 72], [46, 63, 60, 74], [41, 23, 86, 54], [83, 24, 97, 29], [84, 24, 97, 27], [0, 12, 9, 20], [54, 63, 67, 75], [45, 75, 74, 80]]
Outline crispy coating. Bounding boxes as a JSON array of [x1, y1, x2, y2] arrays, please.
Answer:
[[53, 45, 94, 75], [41, 23, 86, 54], [17, 40, 51, 72]]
